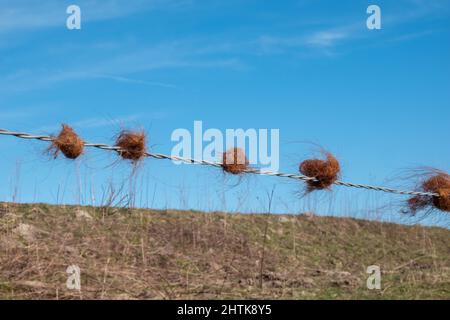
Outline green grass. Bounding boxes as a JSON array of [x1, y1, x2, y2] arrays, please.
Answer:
[[0, 202, 449, 300]]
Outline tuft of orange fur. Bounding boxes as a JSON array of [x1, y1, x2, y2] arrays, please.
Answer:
[[299, 153, 340, 192], [49, 124, 84, 159], [115, 130, 147, 162], [408, 172, 450, 214], [222, 147, 249, 175]]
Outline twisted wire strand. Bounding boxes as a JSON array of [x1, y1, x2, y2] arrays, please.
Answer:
[[0, 128, 439, 198]]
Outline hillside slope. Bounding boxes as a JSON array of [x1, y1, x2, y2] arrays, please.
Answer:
[[0, 202, 449, 300]]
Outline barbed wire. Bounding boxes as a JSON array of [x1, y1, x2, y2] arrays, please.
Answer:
[[0, 128, 439, 198]]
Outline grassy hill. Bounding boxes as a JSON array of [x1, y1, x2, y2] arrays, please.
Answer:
[[0, 202, 449, 300]]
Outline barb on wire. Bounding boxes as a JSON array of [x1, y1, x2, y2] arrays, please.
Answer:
[[0, 128, 440, 198]]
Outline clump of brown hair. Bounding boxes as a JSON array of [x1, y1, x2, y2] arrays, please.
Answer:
[[221, 147, 249, 175], [49, 124, 84, 159], [407, 172, 450, 214], [299, 152, 340, 192], [115, 130, 147, 162]]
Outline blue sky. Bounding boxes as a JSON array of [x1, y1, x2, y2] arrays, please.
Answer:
[[0, 0, 449, 227]]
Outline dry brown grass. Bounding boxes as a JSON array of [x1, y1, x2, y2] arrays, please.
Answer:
[[0, 202, 449, 300]]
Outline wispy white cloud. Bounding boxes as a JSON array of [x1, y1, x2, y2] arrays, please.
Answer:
[[89, 73, 178, 89], [252, 1, 448, 53], [36, 113, 155, 132], [0, 38, 244, 93], [306, 30, 349, 47], [71, 114, 142, 129], [0, 109, 34, 120], [251, 28, 351, 56], [387, 29, 436, 43], [0, 104, 55, 120]]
